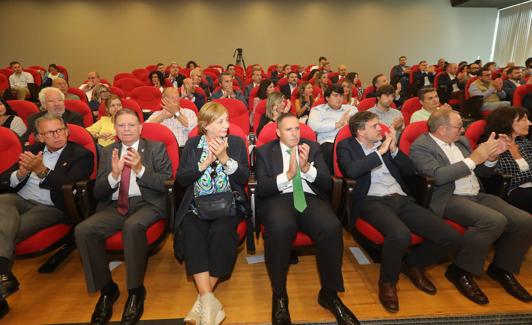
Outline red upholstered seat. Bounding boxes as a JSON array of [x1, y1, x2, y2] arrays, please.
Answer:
[[252, 99, 267, 134], [464, 119, 487, 150], [65, 99, 94, 127], [0, 73, 9, 95], [105, 123, 179, 251], [399, 121, 429, 155], [513, 84, 532, 107], [108, 86, 126, 98], [97, 99, 144, 122], [114, 72, 136, 83], [212, 98, 250, 133], [7, 100, 39, 126], [23, 68, 42, 87], [132, 68, 150, 79], [130, 86, 162, 111], [0, 127, 22, 175], [357, 98, 377, 111], [361, 85, 375, 100], [179, 98, 199, 115], [114, 78, 144, 98], [67, 87, 88, 103], [401, 97, 423, 126], [56, 65, 69, 81]]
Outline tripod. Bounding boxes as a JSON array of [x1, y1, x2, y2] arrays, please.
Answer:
[[233, 48, 246, 70]]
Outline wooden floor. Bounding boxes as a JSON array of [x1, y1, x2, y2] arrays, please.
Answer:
[[3, 231, 532, 324]]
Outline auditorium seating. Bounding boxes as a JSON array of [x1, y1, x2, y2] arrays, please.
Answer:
[[401, 97, 423, 126], [7, 100, 39, 126], [130, 86, 162, 111], [64, 99, 94, 127], [67, 87, 88, 103]]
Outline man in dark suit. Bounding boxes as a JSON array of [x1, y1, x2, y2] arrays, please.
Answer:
[[337, 111, 461, 313], [412, 60, 435, 97], [244, 67, 262, 99], [0, 114, 93, 319], [22, 87, 84, 142], [410, 109, 532, 305], [502, 67, 524, 103], [436, 63, 466, 105], [280, 72, 299, 100], [75, 109, 172, 325], [211, 72, 247, 106], [255, 113, 359, 325]]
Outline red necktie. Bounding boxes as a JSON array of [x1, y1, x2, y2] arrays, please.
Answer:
[[116, 148, 132, 216]]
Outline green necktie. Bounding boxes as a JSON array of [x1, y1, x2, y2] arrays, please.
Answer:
[[287, 148, 307, 212]]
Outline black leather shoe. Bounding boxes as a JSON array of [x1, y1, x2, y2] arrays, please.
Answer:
[[0, 273, 19, 300], [0, 299, 9, 320], [120, 286, 145, 325], [318, 290, 360, 325], [378, 281, 399, 313], [272, 294, 291, 325], [445, 264, 489, 305], [401, 263, 437, 295], [487, 264, 532, 303], [91, 286, 120, 325]]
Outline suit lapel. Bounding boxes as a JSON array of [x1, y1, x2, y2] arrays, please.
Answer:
[[271, 141, 284, 176], [425, 135, 451, 166]]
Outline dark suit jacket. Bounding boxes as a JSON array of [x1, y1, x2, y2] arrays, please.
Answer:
[[336, 137, 417, 215], [410, 134, 495, 216], [255, 138, 332, 202], [23, 110, 84, 142], [280, 84, 296, 100], [413, 70, 435, 94], [174, 135, 249, 228], [437, 72, 464, 104], [211, 89, 247, 106], [502, 79, 521, 102], [94, 138, 173, 214], [0, 141, 93, 212]]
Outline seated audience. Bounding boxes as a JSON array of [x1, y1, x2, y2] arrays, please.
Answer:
[[190, 68, 211, 99], [86, 95, 122, 148], [280, 71, 298, 100], [52, 77, 80, 100], [0, 98, 27, 137], [156, 63, 165, 73], [226, 64, 244, 89], [314, 71, 329, 96], [366, 74, 403, 107], [437, 63, 466, 105], [341, 79, 358, 106], [244, 67, 263, 99], [149, 70, 165, 93], [410, 109, 532, 305], [412, 60, 436, 96], [255, 113, 360, 325], [294, 81, 315, 123], [485, 106, 532, 213], [186, 60, 199, 69], [253, 79, 275, 112], [391, 55, 410, 90], [75, 109, 172, 324], [79, 71, 108, 100], [180, 78, 205, 109], [89, 84, 111, 111], [0, 114, 93, 319], [468, 62, 480, 78], [337, 111, 461, 313], [173, 102, 249, 325], [146, 87, 197, 148], [308, 84, 357, 172], [368, 85, 403, 136], [166, 62, 185, 88], [502, 67, 524, 103], [410, 87, 452, 123], [256, 91, 291, 136], [8, 61, 34, 100], [469, 67, 511, 112], [211, 72, 247, 106], [42, 64, 65, 88], [22, 87, 84, 142]]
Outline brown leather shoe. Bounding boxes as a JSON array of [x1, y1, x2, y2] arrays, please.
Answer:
[[378, 281, 399, 313], [401, 263, 437, 295], [445, 264, 489, 305]]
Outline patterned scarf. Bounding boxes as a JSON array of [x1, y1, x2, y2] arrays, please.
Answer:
[[193, 135, 231, 197]]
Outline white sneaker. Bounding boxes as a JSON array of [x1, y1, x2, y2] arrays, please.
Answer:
[[200, 293, 225, 325], [184, 295, 201, 324]]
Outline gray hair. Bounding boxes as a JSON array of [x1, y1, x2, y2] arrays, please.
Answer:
[[38, 87, 65, 106], [427, 109, 456, 133], [34, 113, 65, 133]]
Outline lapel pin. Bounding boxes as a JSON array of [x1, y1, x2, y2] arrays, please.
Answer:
[[63, 162, 68, 166]]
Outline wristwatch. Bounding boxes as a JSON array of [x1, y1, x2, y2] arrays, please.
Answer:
[[37, 167, 50, 179], [174, 111, 181, 118], [223, 158, 236, 169]]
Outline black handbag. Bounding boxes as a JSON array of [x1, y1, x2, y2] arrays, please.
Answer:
[[194, 192, 236, 220]]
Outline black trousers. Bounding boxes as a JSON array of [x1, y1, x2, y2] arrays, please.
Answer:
[[360, 195, 462, 283], [259, 194, 344, 298], [507, 187, 532, 214], [320, 142, 334, 174], [182, 212, 242, 278]]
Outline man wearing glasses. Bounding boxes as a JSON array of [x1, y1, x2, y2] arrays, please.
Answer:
[[0, 114, 93, 319], [22, 87, 84, 142], [468, 67, 511, 112], [410, 109, 532, 305]]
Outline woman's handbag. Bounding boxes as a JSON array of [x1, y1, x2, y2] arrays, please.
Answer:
[[194, 192, 236, 220]]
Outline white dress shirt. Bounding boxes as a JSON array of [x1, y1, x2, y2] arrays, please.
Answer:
[[276, 142, 317, 195], [108, 140, 146, 200]]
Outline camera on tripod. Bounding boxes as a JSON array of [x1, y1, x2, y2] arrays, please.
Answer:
[[233, 48, 246, 69]]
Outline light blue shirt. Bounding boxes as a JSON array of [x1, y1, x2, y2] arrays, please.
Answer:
[[356, 139, 406, 197], [307, 103, 357, 144], [10, 145, 67, 206]]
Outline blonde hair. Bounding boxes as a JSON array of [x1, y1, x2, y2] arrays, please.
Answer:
[[198, 102, 228, 135], [265, 91, 284, 120], [104, 95, 122, 115]]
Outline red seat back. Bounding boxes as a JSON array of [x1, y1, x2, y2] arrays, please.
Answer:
[[108, 86, 125, 98], [23, 68, 42, 86], [464, 77, 478, 100], [253, 99, 267, 134], [56, 65, 69, 81], [212, 98, 249, 133], [256, 122, 316, 147], [64, 99, 94, 127], [464, 119, 486, 150], [188, 123, 249, 153], [357, 98, 377, 111], [401, 97, 423, 126], [141, 123, 180, 178], [179, 98, 199, 115], [513, 84, 532, 107], [7, 100, 39, 126], [113, 78, 144, 97], [433, 72, 443, 89], [67, 87, 88, 103], [361, 85, 375, 100], [399, 121, 429, 156], [66, 124, 98, 180], [113, 72, 136, 83], [0, 127, 22, 174], [130, 86, 162, 111], [132, 68, 150, 79]]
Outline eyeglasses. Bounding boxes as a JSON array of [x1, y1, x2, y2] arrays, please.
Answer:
[[446, 124, 463, 130], [210, 161, 218, 179], [39, 127, 67, 138]]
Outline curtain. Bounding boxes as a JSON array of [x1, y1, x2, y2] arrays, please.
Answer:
[[493, 1, 532, 66]]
